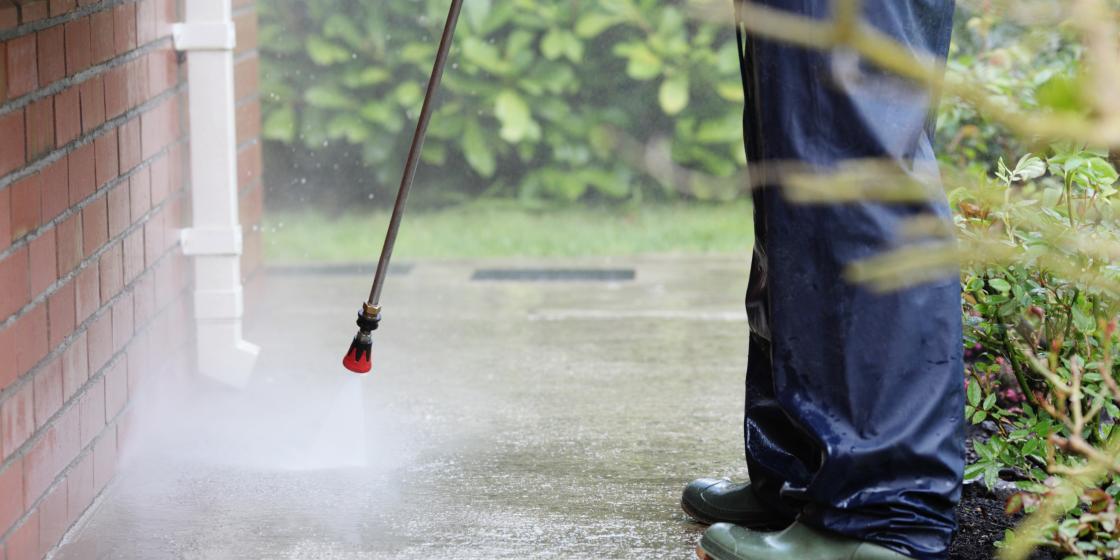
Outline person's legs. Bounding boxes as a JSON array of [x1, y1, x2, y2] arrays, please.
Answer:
[[738, 1, 964, 559]]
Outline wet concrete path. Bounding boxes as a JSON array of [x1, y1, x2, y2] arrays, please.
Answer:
[[57, 257, 753, 559]]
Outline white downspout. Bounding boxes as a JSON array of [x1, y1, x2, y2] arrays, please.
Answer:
[[173, 2, 260, 387]]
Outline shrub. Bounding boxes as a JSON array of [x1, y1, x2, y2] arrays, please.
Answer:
[[258, 0, 746, 208]]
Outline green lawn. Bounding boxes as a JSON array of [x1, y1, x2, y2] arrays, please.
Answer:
[[264, 201, 754, 262]]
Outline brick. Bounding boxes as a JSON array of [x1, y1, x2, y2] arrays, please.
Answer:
[[234, 54, 259, 102], [118, 118, 140, 173], [38, 479, 67, 554], [113, 3, 136, 54], [103, 65, 127, 120], [6, 511, 38, 560], [107, 183, 128, 238], [89, 8, 115, 64], [128, 165, 149, 219], [131, 273, 152, 325], [154, 0, 173, 38], [92, 423, 115, 491], [64, 17, 92, 76], [104, 358, 126, 417], [29, 228, 56, 296], [47, 280, 74, 349], [0, 381, 33, 459], [140, 100, 167, 160], [233, 9, 257, 56], [67, 452, 93, 524], [68, 142, 95, 204], [18, 0, 47, 22], [40, 157, 67, 221], [0, 109, 26, 176], [148, 153, 168, 203], [79, 75, 105, 134], [0, 187, 9, 251], [54, 86, 81, 147], [61, 332, 87, 400], [74, 263, 97, 323], [122, 228, 142, 282], [48, 0, 74, 17], [55, 213, 81, 275], [0, 327, 14, 393], [0, 42, 6, 103], [145, 49, 175, 99], [81, 194, 106, 254], [0, 247, 30, 319], [0, 1, 15, 30], [33, 358, 62, 428], [37, 26, 66, 86], [98, 242, 122, 301], [142, 209, 160, 263], [235, 99, 260, 146], [238, 139, 262, 190], [86, 313, 111, 372], [94, 129, 118, 188], [0, 459, 23, 534], [14, 305, 48, 377], [6, 34, 37, 98], [25, 97, 54, 160], [9, 173, 41, 240], [128, 56, 148, 106], [77, 377, 103, 447], [23, 405, 78, 506], [135, 0, 155, 45], [110, 295, 131, 352]]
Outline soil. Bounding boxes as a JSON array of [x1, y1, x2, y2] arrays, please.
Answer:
[[949, 426, 1062, 560]]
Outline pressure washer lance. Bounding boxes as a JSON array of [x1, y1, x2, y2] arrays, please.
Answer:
[[342, 0, 464, 374]]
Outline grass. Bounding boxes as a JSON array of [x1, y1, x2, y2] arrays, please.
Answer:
[[264, 201, 754, 262]]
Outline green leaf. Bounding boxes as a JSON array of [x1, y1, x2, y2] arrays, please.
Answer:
[[494, 90, 540, 143], [575, 13, 621, 38], [1072, 305, 1096, 334], [659, 75, 689, 115], [462, 36, 510, 75], [967, 381, 982, 407], [982, 393, 997, 411], [462, 120, 496, 178], [464, 0, 491, 31], [304, 86, 354, 109], [262, 106, 296, 143], [988, 278, 1012, 293], [305, 36, 351, 66], [620, 44, 662, 80], [394, 81, 423, 107]]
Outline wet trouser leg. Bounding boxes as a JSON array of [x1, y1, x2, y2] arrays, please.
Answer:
[[739, 2, 964, 559]]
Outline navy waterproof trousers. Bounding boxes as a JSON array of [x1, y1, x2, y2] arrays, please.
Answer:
[[737, 2, 964, 559]]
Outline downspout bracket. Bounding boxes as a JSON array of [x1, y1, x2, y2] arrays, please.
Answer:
[[181, 227, 244, 256], [172, 22, 236, 51]]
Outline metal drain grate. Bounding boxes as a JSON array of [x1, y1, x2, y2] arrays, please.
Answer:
[[266, 263, 414, 276], [471, 268, 635, 282]]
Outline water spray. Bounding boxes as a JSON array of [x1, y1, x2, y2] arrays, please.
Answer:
[[343, 0, 464, 374]]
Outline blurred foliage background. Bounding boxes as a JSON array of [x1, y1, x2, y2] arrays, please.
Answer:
[[258, 0, 747, 210]]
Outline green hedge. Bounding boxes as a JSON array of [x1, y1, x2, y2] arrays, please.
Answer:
[[258, 0, 745, 208]]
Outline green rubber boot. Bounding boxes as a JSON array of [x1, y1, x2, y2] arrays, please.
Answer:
[[681, 478, 793, 528], [697, 521, 914, 560]]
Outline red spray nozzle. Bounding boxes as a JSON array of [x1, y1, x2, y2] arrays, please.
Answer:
[[342, 303, 380, 375], [343, 333, 372, 374]]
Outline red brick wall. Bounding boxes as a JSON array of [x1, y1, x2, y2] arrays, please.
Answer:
[[0, 1, 262, 558], [234, 0, 262, 281]]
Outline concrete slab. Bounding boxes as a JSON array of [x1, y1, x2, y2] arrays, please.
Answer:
[[56, 256, 754, 559]]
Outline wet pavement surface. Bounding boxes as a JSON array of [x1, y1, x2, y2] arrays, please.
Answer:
[[56, 256, 754, 559]]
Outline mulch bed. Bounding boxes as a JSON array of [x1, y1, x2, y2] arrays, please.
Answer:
[[949, 425, 1062, 560]]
